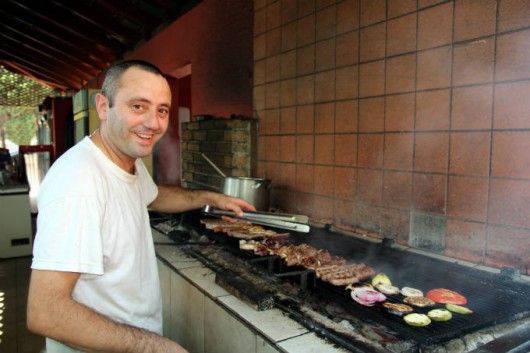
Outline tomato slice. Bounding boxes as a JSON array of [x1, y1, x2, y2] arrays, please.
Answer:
[[426, 288, 467, 305]]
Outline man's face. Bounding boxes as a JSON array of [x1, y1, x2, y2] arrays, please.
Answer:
[[99, 67, 172, 162]]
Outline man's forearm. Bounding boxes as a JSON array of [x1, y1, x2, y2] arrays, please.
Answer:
[[149, 186, 216, 213], [59, 303, 184, 353], [149, 185, 255, 216], [28, 278, 187, 353]]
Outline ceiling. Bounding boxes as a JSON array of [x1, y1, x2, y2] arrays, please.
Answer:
[[1, 0, 201, 92]]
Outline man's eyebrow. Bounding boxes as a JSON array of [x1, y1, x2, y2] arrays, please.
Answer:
[[127, 97, 171, 108]]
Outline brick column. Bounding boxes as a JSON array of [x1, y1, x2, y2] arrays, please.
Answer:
[[181, 118, 257, 190]]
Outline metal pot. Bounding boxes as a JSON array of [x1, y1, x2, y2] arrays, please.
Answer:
[[221, 176, 271, 211]]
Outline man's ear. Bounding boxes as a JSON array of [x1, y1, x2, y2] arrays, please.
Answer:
[[95, 93, 109, 121]]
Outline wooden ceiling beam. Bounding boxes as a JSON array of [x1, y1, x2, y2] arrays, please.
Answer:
[[0, 52, 83, 90], [2, 21, 107, 73], [4, 0, 124, 55], [49, 0, 143, 44], [0, 9, 117, 65], [139, 0, 179, 14], [2, 62, 67, 90], [0, 0, 200, 90], [0, 38, 96, 83], [94, 0, 161, 29], [0, 13, 117, 66]]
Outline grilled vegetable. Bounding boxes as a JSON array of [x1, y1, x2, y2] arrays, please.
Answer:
[[376, 283, 400, 295], [446, 303, 473, 314], [401, 286, 423, 297], [427, 288, 467, 305], [403, 296, 436, 307], [371, 272, 392, 287], [351, 287, 386, 306], [404, 313, 431, 327], [383, 302, 413, 316], [428, 309, 452, 321]]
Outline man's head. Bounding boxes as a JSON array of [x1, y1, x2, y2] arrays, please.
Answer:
[[94, 60, 172, 170], [101, 60, 165, 108]]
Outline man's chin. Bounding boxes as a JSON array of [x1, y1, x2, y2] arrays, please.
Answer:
[[131, 147, 154, 160], [137, 151, 154, 159], [129, 138, 160, 159]]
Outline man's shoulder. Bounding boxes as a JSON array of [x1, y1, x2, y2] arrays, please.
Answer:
[[52, 139, 102, 173], [40, 140, 105, 195]]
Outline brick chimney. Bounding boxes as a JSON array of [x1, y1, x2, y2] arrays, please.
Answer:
[[181, 118, 258, 191]]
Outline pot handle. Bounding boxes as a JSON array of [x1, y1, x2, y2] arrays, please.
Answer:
[[252, 182, 271, 189]]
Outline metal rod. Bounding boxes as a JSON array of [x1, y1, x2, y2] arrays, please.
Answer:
[[201, 153, 226, 178]]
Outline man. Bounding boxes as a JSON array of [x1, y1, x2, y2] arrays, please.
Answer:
[[27, 60, 254, 353]]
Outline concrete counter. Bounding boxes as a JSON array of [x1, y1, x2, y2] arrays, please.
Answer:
[[153, 229, 347, 353]]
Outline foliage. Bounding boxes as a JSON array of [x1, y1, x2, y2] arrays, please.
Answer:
[[0, 67, 52, 148], [0, 66, 54, 106], [0, 107, 39, 147]]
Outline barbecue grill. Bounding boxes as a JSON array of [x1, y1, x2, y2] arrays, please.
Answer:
[[151, 210, 530, 353]]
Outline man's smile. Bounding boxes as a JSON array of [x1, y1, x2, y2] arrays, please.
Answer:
[[135, 132, 154, 140]]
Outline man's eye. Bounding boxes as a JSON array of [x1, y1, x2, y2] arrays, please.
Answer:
[[159, 108, 169, 115], [132, 104, 144, 111]]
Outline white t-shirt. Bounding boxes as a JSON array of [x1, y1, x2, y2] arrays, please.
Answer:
[[32, 136, 161, 353]]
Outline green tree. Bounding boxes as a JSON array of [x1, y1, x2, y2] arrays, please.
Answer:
[[2, 107, 39, 145], [1, 66, 53, 149], [1, 66, 53, 106]]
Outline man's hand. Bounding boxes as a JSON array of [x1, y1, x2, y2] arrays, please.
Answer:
[[209, 193, 256, 217]]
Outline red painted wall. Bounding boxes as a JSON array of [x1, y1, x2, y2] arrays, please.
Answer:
[[127, 0, 253, 118], [123, 0, 253, 185]]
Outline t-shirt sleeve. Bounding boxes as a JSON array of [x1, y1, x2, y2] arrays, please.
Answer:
[[32, 194, 104, 275]]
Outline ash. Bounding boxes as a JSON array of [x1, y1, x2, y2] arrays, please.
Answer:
[[155, 217, 530, 353], [187, 244, 417, 353], [183, 243, 530, 353], [420, 317, 529, 353]]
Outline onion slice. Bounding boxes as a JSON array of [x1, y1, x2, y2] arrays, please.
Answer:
[[351, 287, 386, 306]]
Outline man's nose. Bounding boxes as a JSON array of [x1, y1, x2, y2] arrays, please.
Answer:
[[145, 110, 161, 130]]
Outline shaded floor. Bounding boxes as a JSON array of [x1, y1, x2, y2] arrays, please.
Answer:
[[0, 256, 45, 353]]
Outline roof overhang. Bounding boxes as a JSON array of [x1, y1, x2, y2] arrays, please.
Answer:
[[1, 0, 201, 91]]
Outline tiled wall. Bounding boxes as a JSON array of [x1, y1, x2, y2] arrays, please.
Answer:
[[253, 0, 530, 273]]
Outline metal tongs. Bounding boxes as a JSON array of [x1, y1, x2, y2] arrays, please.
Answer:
[[202, 205, 310, 233]]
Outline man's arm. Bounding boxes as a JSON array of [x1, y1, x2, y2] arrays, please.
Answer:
[[27, 269, 188, 353], [149, 186, 255, 216]]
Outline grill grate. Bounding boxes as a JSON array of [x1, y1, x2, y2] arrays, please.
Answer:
[[314, 282, 509, 345], [241, 250, 529, 346], [292, 231, 530, 346], [172, 211, 530, 349]]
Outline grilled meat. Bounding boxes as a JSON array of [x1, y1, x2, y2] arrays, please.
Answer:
[[316, 263, 376, 285], [274, 244, 346, 268], [264, 243, 374, 286], [201, 218, 289, 239], [200, 218, 251, 233], [239, 239, 288, 256], [204, 218, 375, 287], [226, 228, 279, 239]]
